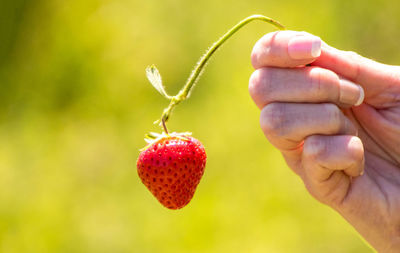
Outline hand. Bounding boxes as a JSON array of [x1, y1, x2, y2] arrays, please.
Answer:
[[249, 31, 400, 252]]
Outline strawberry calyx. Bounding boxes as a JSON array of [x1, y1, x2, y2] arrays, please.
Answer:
[[141, 132, 192, 151]]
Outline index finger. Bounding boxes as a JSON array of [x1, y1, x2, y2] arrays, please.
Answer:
[[251, 30, 322, 69]]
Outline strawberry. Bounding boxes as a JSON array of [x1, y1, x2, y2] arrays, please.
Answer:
[[137, 133, 207, 209]]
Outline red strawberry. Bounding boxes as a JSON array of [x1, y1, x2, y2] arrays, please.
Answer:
[[137, 133, 207, 209]]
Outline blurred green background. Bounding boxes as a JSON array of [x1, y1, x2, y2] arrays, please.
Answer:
[[1, 0, 399, 252]]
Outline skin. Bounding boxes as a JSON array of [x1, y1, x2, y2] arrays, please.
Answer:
[[249, 31, 400, 252]]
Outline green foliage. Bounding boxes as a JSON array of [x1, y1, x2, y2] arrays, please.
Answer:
[[146, 65, 171, 99], [1, 0, 398, 251]]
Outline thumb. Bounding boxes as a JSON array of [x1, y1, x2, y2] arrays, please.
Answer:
[[311, 44, 400, 107]]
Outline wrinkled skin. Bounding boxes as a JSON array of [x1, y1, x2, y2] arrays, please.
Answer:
[[249, 31, 400, 252]]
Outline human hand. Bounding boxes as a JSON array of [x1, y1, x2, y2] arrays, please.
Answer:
[[249, 31, 400, 252]]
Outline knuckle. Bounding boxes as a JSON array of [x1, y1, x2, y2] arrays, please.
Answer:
[[251, 32, 278, 68], [323, 103, 342, 133], [248, 70, 262, 99], [260, 103, 286, 137], [345, 50, 361, 60], [342, 51, 362, 81], [259, 31, 279, 49], [249, 68, 272, 107], [303, 136, 327, 161], [309, 67, 340, 101]]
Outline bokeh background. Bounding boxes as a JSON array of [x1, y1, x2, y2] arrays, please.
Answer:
[[1, 0, 399, 252]]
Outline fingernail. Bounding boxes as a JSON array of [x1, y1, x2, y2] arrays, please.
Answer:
[[355, 85, 364, 106], [288, 35, 321, 59], [339, 78, 364, 106], [360, 169, 364, 176]]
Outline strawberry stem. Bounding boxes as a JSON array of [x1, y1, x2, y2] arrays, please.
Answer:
[[156, 14, 285, 128], [162, 117, 169, 134]]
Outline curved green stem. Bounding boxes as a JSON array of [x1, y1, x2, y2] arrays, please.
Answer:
[[157, 14, 285, 130]]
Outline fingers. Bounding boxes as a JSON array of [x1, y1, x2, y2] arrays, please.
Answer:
[[312, 44, 400, 101], [259, 103, 357, 151], [251, 31, 322, 69], [249, 66, 364, 109], [302, 135, 364, 206], [251, 30, 369, 208], [303, 135, 365, 180], [251, 30, 399, 106]]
